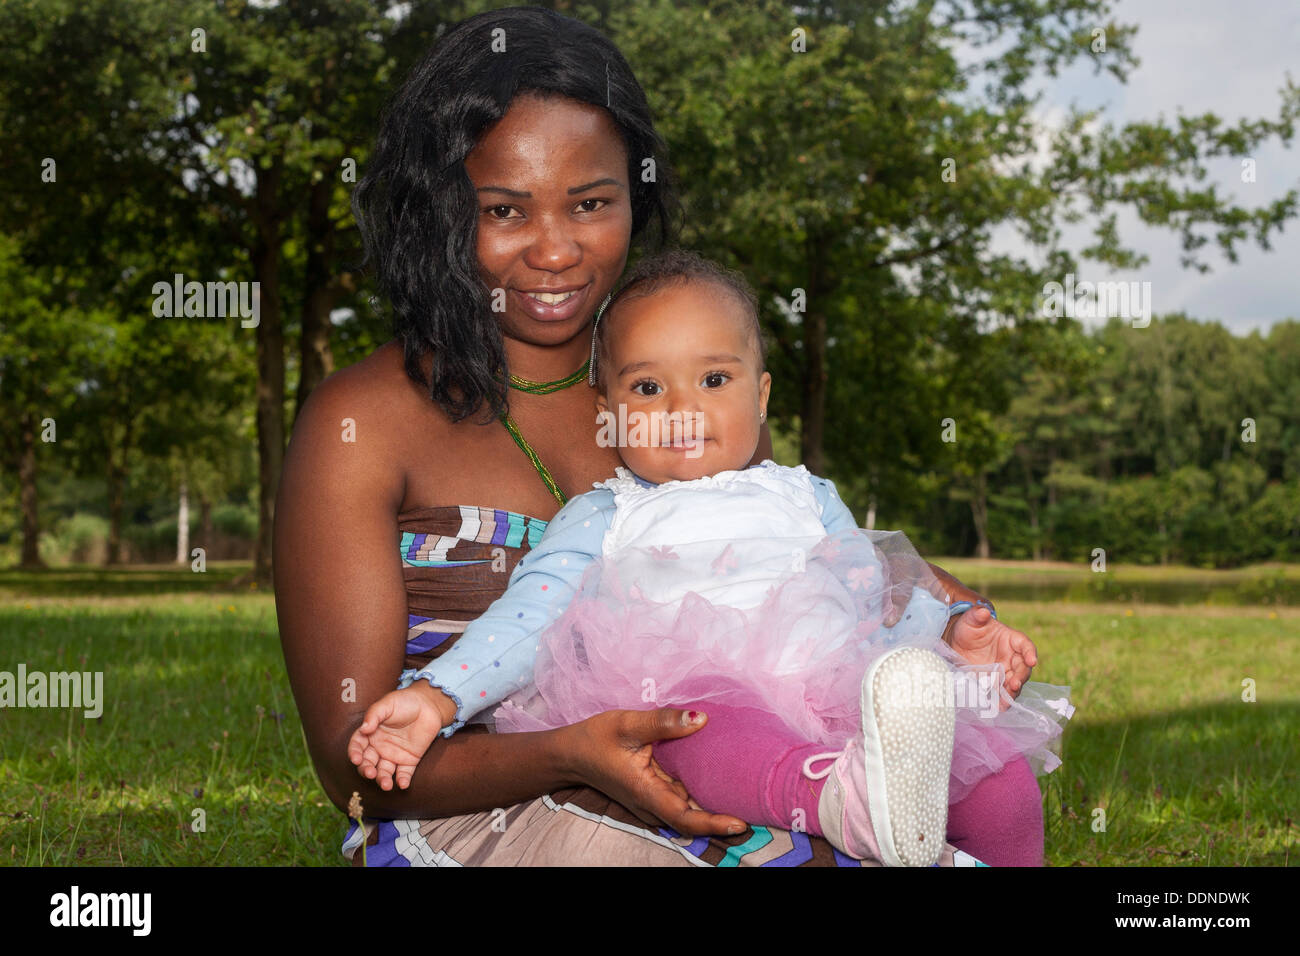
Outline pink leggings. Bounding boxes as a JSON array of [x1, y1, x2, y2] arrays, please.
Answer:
[[654, 703, 1044, 867]]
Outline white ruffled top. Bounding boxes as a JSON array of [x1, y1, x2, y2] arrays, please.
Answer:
[[593, 460, 833, 609]]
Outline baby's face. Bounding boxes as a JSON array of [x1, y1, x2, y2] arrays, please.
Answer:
[[596, 280, 771, 485]]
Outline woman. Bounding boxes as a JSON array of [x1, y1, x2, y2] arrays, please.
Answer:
[[274, 6, 1045, 866]]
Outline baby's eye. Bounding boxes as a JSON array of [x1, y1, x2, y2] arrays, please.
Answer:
[[632, 380, 661, 397], [702, 371, 730, 388]]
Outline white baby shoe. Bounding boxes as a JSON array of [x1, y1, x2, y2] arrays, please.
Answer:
[[803, 646, 956, 865]]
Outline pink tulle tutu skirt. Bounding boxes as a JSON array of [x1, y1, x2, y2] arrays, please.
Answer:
[[494, 528, 1071, 802]]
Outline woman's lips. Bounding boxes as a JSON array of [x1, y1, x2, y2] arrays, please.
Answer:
[[513, 283, 590, 322]]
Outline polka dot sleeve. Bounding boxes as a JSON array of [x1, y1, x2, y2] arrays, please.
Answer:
[[810, 473, 859, 533]]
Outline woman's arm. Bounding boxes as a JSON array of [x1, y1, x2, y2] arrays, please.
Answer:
[[274, 369, 742, 833], [927, 562, 987, 605], [927, 562, 993, 645]]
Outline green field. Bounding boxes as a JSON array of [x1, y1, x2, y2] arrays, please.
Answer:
[[1, 562, 1295, 866]]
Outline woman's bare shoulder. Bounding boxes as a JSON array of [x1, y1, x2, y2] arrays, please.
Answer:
[[295, 341, 448, 450], [282, 342, 454, 516], [305, 340, 421, 413]]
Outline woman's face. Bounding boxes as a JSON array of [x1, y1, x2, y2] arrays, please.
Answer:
[[464, 93, 633, 350]]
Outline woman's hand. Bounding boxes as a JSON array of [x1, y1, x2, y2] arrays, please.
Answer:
[[560, 708, 749, 837]]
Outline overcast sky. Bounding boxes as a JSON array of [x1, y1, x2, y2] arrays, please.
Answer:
[[983, 0, 1299, 334]]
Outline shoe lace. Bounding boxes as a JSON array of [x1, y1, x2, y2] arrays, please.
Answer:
[[801, 751, 842, 781]]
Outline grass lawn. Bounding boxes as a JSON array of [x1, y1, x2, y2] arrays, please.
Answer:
[[0, 561, 1296, 866]]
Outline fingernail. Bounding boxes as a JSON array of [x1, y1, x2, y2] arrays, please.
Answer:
[[727, 823, 745, 834], [684, 710, 703, 725]]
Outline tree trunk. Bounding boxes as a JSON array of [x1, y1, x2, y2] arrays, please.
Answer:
[[971, 472, 990, 559], [199, 496, 214, 556], [798, 234, 828, 474], [865, 494, 877, 531], [252, 172, 286, 586], [18, 413, 43, 568], [105, 449, 125, 565], [295, 175, 336, 420], [1045, 465, 1058, 561], [800, 302, 828, 475], [1020, 452, 1042, 562], [1029, 503, 1042, 562], [177, 480, 189, 565]]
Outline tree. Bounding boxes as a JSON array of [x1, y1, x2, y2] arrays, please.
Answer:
[[0, 235, 89, 567], [610, 0, 1300, 527], [0, 0, 433, 580]]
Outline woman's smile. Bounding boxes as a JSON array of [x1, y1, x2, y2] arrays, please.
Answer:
[[513, 282, 591, 322]]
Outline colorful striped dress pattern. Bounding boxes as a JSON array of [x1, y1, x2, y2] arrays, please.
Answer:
[[342, 504, 984, 867], [396, 505, 547, 673]]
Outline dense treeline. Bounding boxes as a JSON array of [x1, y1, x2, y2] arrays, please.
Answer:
[[6, 309, 1294, 569], [895, 314, 1300, 566], [1, 1, 1296, 572]]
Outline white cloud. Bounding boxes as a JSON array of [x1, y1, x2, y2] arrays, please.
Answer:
[[977, 0, 1300, 333]]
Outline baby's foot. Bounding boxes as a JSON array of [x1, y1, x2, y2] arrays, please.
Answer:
[[804, 647, 955, 865]]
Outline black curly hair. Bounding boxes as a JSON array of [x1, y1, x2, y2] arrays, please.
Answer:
[[352, 6, 682, 423]]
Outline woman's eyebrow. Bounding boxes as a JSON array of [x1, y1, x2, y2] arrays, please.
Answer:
[[476, 177, 625, 199], [477, 185, 530, 198], [568, 177, 624, 194]]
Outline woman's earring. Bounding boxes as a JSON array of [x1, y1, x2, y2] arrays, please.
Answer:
[[760, 410, 767, 422], [588, 293, 613, 387]]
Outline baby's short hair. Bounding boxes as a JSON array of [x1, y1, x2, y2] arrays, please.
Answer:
[[593, 249, 767, 390]]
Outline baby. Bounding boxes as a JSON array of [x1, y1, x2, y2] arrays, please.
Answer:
[[349, 250, 1070, 865]]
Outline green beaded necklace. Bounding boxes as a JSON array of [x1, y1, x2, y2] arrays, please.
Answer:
[[507, 361, 590, 395], [499, 358, 591, 506]]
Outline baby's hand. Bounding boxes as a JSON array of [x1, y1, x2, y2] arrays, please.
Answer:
[[347, 683, 450, 791], [946, 606, 1037, 705]]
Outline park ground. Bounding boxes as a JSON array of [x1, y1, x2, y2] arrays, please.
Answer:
[[0, 560, 1296, 866]]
